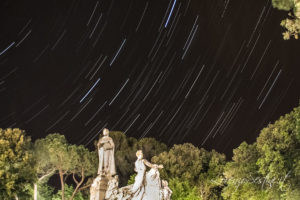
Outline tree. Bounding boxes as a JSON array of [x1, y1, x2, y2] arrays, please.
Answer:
[[272, 0, 294, 10], [221, 142, 272, 200], [34, 183, 54, 200], [197, 149, 226, 200], [137, 137, 168, 161], [222, 103, 300, 200], [68, 145, 97, 200], [151, 143, 226, 200], [272, 0, 300, 39], [35, 134, 98, 200], [256, 104, 300, 199], [168, 177, 201, 200], [52, 184, 86, 200], [33, 137, 57, 200], [37, 134, 73, 200], [0, 128, 36, 200]]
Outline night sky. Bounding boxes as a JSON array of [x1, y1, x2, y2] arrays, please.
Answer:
[[1, 0, 300, 158]]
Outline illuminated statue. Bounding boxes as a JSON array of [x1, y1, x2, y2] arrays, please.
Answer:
[[97, 128, 116, 176], [130, 150, 163, 200]]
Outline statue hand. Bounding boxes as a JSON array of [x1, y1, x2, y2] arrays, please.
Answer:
[[159, 164, 163, 169]]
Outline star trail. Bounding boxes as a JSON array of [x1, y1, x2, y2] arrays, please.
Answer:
[[0, 0, 300, 158]]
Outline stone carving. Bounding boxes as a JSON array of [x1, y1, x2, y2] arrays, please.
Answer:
[[97, 128, 116, 176], [130, 150, 163, 200], [90, 128, 172, 200], [161, 180, 172, 200], [90, 174, 109, 200]]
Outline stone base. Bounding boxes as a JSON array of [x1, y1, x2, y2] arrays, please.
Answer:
[[90, 174, 109, 200]]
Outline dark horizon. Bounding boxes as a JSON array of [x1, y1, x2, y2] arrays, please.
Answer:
[[1, 0, 300, 159]]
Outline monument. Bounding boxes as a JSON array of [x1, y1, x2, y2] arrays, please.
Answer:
[[90, 128, 172, 200]]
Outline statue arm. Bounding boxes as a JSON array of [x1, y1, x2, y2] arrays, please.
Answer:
[[143, 159, 157, 168], [143, 159, 164, 169], [109, 139, 115, 149], [97, 139, 101, 148]]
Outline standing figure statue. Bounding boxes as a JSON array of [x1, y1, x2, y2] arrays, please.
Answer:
[[161, 180, 172, 200], [97, 128, 116, 177], [130, 150, 163, 200]]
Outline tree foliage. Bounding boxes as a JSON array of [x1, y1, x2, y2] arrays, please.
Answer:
[[221, 142, 273, 200], [152, 143, 226, 200], [68, 144, 97, 200], [256, 104, 300, 199], [35, 134, 97, 200], [51, 184, 86, 200], [127, 173, 136, 185], [272, 0, 300, 39], [168, 177, 201, 200], [0, 128, 36, 200], [222, 103, 300, 200], [272, 0, 294, 10]]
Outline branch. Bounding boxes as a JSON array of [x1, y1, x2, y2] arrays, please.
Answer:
[[38, 169, 56, 182], [78, 183, 91, 191], [64, 173, 70, 182], [72, 172, 79, 185], [70, 168, 85, 200]]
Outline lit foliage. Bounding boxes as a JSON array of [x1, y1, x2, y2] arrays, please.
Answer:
[[52, 184, 86, 200], [151, 143, 226, 200], [35, 183, 54, 200], [272, 0, 294, 10], [127, 173, 136, 185], [68, 144, 97, 200], [222, 103, 300, 200], [168, 177, 201, 200], [256, 104, 300, 199], [272, 0, 300, 39], [0, 128, 36, 200], [221, 142, 274, 200], [35, 134, 97, 200]]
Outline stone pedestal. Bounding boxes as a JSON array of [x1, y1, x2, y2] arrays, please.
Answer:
[[90, 174, 109, 200]]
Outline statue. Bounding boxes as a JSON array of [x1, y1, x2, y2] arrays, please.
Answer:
[[91, 130, 173, 200], [161, 180, 172, 200], [105, 175, 119, 199], [97, 128, 116, 177], [130, 150, 163, 200]]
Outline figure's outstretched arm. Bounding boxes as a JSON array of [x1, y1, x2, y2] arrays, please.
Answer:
[[143, 159, 155, 168], [143, 159, 163, 169]]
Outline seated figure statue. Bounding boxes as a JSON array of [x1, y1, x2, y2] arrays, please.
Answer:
[[104, 150, 172, 200], [130, 150, 163, 200]]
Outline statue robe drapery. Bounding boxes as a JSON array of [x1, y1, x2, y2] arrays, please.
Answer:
[[98, 137, 116, 176]]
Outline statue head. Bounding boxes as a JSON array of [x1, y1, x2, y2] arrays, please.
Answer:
[[103, 128, 109, 136], [162, 180, 168, 187], [114, 175, 119, 181], [136, 150, 143, 159]]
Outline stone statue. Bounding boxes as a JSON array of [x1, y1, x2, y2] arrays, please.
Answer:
[[91, 132, 172, 200], [105, 175, 119, 199], [130, 150, 163, 200], [97, 128, 116, 176], [161, 180, 172, 200]]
